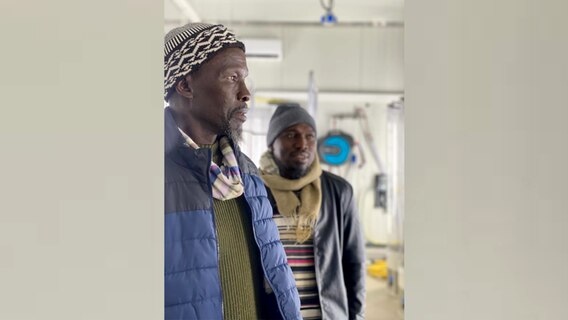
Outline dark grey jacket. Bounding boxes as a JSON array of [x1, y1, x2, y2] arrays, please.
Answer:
[[267, 171, 367, 319]]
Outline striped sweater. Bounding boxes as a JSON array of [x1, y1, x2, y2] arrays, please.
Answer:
[[273, 211, 322, 320]]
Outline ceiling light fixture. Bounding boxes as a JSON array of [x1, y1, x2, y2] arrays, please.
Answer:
[[319, 0, 337, 25]]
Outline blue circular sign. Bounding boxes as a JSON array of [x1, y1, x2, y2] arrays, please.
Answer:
[[319, 134, 352, 166]]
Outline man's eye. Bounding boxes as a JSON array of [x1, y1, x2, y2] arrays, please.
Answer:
[[229, 75, 238, 81], [286, 133, 295, 139]]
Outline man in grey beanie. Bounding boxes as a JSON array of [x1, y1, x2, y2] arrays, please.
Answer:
[[265, 103, 318, 179], [164, 23, 300, 320], [259, 103, 367, 319]]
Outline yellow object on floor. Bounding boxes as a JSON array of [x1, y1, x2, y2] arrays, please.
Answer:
[[367, 259, 388, 279]]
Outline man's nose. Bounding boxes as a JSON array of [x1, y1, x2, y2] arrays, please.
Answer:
[[295, 136, 309, 150], [238, 81, 251, 102]]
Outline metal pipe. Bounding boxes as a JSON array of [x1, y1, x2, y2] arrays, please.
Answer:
[[165, 19, 404, 29], [254, 89, 403, 104]]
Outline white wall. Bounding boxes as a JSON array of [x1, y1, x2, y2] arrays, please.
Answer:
[[406, 0, 568, 319], [232, 25, 404, 92]]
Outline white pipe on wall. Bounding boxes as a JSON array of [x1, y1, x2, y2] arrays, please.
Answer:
[[255, 89, 403, 104]]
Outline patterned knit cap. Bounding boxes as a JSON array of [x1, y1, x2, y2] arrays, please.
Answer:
[[164, 23, 245, 101]]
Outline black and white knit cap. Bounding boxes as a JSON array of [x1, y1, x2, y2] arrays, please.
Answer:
[[164, 23, 245, 101]]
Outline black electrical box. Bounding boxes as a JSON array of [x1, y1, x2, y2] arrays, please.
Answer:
[[374, 173, 387, 211]]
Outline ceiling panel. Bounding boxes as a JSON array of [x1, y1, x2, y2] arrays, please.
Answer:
[[165, 0, 404, 28]]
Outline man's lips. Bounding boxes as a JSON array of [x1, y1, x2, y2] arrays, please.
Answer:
[[231, 107, 248, 122], [291, 152, 310, 162]]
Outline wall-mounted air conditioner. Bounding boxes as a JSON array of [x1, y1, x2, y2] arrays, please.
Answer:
[[240, 38, 283, 61]]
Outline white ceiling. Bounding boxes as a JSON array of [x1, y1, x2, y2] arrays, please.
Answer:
[[165, 0, 404, 28]]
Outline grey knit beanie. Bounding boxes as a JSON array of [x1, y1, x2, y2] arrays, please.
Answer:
[[267, 103, 317, 147]]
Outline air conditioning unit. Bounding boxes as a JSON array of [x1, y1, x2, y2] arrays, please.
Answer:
[[241, 38, 283, 60]]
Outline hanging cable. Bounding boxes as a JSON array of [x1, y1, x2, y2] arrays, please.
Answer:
[[319, 0, 334, 11]]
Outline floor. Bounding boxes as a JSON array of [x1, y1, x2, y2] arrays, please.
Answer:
[[365, 275, 404, 320]]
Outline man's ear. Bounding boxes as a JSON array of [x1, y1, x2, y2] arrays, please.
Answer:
[[175, 76, 193, 99]]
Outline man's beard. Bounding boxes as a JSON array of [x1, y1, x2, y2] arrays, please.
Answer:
[[274, 157, 308, 180], [221, 118, 242, 143]]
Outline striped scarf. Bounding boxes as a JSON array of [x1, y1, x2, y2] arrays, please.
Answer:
[[178, 128, 244, 200]]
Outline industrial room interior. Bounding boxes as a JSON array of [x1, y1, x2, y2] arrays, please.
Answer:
[[2, 0, 567, 319], [165, 0, 405, 319]]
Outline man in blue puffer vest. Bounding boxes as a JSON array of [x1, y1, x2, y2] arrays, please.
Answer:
[[164, 23, 301, 320]]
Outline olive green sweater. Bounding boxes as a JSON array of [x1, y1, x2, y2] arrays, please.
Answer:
[[203, 142, 265, 319]]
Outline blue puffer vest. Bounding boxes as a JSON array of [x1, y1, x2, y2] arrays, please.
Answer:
[[164, 107, 301, 320]]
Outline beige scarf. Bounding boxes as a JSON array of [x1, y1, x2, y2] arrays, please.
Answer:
[[259, 151, 323, 243]]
